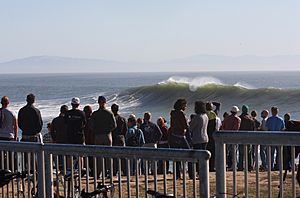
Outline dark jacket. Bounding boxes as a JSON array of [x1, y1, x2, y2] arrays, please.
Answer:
[[140, 121, 162, 144], [90, 108, 116, 135], [112, 114, 127, 145], [170, 110, 188, 136], [18, 104, 43, 135], [159, 125, 169, 142], [50, 115, 67, 143], [239, 113, 255, 131], [65, 109, 86, 144]]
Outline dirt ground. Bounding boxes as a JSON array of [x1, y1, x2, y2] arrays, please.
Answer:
[[1, 171, 299, 197]]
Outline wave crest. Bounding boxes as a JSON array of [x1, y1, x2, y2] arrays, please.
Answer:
[[159, 76, 224, 91]]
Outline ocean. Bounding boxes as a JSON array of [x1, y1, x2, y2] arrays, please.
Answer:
[[1, 71, 300, 133]]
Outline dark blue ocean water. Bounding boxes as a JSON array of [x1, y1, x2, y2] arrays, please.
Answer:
[[1, 71, 300, 132]]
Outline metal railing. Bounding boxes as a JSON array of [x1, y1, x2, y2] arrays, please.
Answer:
[[0, 141, 211, 198], [214, 131, 300, 198]]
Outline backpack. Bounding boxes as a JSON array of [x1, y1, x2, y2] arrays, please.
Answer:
[[127, 129, 140, 147]]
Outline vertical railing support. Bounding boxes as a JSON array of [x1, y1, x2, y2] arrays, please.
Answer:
[[215, 141, 226, 198], [199, 156, 210, 198], [45, 151, 53, 198], [37, 144, 45, 198]]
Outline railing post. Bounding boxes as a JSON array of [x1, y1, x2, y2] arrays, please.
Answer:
[[199, 153, 210, 198], [37, 144, 45, 198], [215, 140, 226, 198], [45, 151, 53, 198]]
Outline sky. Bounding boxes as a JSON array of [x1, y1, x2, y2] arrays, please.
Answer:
[[1, 1, 300, 65]]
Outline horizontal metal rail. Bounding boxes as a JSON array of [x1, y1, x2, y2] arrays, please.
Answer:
[[214, 131, 300, 198], [0, 141, 211, 198], [43, 144, 211, 161], [214, 131, 300, 145]]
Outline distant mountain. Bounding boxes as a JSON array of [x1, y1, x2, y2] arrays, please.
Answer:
[[0, 56, 132, 73], [0, 55, 299, 73]]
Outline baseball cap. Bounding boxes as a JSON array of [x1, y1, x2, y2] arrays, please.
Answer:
[[98, 96, 107, 103], [71, 97, 80, 105], [231, 106, 240, 113]]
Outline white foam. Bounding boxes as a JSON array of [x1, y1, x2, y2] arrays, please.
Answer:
[[159, 76, 224, 92], [233, 82, 255, 89]]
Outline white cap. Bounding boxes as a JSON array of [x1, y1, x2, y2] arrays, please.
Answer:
[[71, 97, 80, 105], [231, 106, 240, 113]]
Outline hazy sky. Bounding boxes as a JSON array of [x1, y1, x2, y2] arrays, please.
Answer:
[[1, 1, 300, 62]]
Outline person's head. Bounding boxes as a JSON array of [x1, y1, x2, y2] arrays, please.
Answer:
[[157, 117, 166, 127], [206, 102, 214, 111], [1, 96, 9, 108], [195, 101, 206, 114], [143, 112, 151, 122], [242, 105, 249, 114], [60, 105, 68, 116], [223, 112, 229, 119], [128, 114, 137, 128], [137, 117, 143, 128], [173, 98, 187, 111], [83, 105, 93, 118], [251, 110, 257, 118], [111, 103, 119, 115], [26, 93, 35, 105], [71, 97, 80, 109], [98, 96, 107, 109], [230, 106, 240, 115], [271, 106, 279, 116], [284, 113, 291, 121], [261, 109, 269, 119]]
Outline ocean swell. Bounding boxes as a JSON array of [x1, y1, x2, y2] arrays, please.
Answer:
[[118, 80, 300, 116]]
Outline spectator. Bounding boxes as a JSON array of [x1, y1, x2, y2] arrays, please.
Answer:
[[157, 117, 170, 174], [83, 105, 93, 145], [238, 105, 255, 171], [266, 106, 285, 170], [168, 98, 190, 180], [50, 105, 68, 144], [90, 96, 116, 178], [125, 115, 145, 175], [18, 93, 43, 143], [222, 106, 241, 170], [189, 101, 209, 179], [65, 98, 86, 145], [259, 110, 269, 171], [111, 103, 127, 175], [206, 102, 217, 172], [0, 96, 18, 170]]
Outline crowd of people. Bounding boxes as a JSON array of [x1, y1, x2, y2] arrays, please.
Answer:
[[0, 93, 296, 179]]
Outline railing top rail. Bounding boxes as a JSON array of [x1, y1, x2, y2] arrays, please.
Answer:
[[0, 141, 211, 162], [214, 131, 300, 146], [43, 144, 211, 162], [0, 141, 42, 152]]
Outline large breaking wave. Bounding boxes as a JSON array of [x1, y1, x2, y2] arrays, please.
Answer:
[[117, 76, 300, 115]]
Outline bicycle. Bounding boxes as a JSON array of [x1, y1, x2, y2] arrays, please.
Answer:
[[147, 190, 175, 198], [80, 183, 114, 198], [62, 168, 114, 198], [0, 169, 27, 187]]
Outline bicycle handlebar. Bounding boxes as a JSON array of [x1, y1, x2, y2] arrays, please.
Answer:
[[0, 169, 28, 187], [147, 190, 175, 198]]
